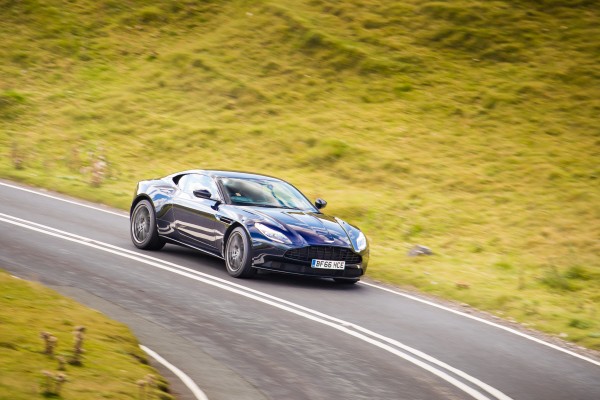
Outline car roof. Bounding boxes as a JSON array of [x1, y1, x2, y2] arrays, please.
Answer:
[[168, 169, 281, 181]]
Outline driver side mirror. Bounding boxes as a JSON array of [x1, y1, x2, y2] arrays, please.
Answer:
[[194, 189, 222, 210], [315, 198, 327, 210], [193, 189, 212, 199]]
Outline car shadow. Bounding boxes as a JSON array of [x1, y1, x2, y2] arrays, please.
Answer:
[[252, 270, 364, 291]]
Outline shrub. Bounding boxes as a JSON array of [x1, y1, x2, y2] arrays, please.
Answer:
[[0, 90, 26, 108], [569, 319, 592, 330], [138, 6, 166, 25], [564, 265, 592, 281], [539, 265, 578, 291]]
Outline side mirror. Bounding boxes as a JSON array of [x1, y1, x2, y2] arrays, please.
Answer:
[[193, 189, 212, 199], [193, 189, 221, 210], [315, 198, 327, 210]]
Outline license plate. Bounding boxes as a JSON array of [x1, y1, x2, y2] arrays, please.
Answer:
[[311, 259, 345, 270]]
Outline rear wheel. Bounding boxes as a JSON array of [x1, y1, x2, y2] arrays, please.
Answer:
[[333, 278, 359, 284], [225, 227, 255, 278], [130, 199, 165, 250]]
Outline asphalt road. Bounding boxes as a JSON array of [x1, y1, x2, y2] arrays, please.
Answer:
[[1, 180, 599, 400]]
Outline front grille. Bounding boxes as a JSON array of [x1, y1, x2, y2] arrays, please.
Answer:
[[284, 246, 362, 265]]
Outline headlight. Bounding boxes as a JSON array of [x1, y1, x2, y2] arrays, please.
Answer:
[[255, 223, 292, 244], [356, 231, 367, 251]]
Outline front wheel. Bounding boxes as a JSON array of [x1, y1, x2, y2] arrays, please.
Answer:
[[225, 227, 255, 278], [130, 199, 165, 250]]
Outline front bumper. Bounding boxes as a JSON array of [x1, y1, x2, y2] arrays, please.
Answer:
[[250, 239, 368, 278], [254, 260, 365, 278]]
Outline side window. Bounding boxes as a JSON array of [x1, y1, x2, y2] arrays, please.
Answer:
[[178, 174, 220, 199], [177, 175, 190, 191]]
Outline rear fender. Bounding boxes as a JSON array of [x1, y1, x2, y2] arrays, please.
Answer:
[[131, 179, 176, 215]]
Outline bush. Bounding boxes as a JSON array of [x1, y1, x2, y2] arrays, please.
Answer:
[[0, 90, 27, 120], [0, 90, 26, 108], [539, 265, 580, 291], [138, 6, 166, 25], [569, 319, 592, 330], [564, 265, 592, 281]]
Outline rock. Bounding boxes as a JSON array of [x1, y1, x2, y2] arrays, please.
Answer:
[[408, 245, 433, 257]]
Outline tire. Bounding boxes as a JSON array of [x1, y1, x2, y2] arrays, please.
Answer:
[[130, 199, 165, 250], [333, 278, 359, 284], [224, 227, 255, 278]]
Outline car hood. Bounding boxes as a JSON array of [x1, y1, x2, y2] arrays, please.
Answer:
[[245, 207, 352, 247]]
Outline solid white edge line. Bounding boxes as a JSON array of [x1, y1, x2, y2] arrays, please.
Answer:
[[140, 345, 209, 400], [0, 181, 128, 218], [0, 213, 518, 399], [359, 281, 600, 367], [2, 180, 598, 368], [0, 214, 504, 400], [0, 212, 513, 400]]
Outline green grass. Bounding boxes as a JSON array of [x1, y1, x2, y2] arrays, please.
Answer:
[[0, 270, 172, 399], [0, 0, 599, 350]]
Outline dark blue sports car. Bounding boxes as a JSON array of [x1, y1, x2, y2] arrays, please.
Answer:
[[130, 170, 368, 283]]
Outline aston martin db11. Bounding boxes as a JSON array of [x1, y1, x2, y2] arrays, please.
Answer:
[[130, 170, 369, 283]]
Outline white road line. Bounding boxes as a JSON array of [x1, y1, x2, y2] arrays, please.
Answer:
[[140, 345, 209, 400], [359, 281, 600, 368], [0, 181, 128, 218], [0, 212, 518, 398], [2, 180, 598, 368], [0, 213, 510, 400]]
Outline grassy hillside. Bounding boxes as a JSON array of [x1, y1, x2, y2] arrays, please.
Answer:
[[0, 271, 172, 399], [1, 0, 599, 349]]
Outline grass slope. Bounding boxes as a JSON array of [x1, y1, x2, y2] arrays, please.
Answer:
[[0, 271, 172, 399], [0, 0, 598, 349]]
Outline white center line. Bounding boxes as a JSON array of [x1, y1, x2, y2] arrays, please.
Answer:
[[2, 180, 597, 368], [359, 281, 600, 368], [0, 181, 128, 218], [0, 212, 511, 400]]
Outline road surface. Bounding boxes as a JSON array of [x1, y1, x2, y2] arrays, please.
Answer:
[[1, 180, 599, 400]]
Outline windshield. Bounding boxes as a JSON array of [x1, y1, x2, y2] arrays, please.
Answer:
[[219, 177, 316, 211]]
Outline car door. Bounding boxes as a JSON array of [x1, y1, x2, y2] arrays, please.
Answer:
[[172, 174, 222, 253]]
